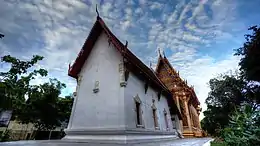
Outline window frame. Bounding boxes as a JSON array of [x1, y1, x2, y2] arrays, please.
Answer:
[[151, 99, 159, 130], [164, 109, 170, 131], [134, 94, 144, 128]]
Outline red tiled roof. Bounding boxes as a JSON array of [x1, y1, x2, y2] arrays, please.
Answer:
[[68, 16, 182, 118]]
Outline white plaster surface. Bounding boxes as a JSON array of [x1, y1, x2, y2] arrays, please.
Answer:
[[124, 73, 176, 132], [68, 32, 125, 130]]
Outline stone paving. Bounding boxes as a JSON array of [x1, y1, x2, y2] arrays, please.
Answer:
[[0, 138, 213, 146]]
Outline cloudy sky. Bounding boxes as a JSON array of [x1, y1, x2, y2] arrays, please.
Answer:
[[0, 0, 259, 119]]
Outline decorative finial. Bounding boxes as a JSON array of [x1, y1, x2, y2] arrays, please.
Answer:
[[162, 50, 166, 58], [0, 33, 4, 39], [125, 40, 128, 48], [149, 61, 152, 68], [157, 48, 161, 56], [96, 4, 100, 18], [69, 63, 71, 71]]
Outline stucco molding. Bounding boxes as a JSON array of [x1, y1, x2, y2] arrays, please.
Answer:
[[163, 108, 167, 114], [134, 94, 142, 104], [151, 103, 157, 110], [119, 62, 128, 87], [93, 81, 100, 93], [64, 128, 176, 136]]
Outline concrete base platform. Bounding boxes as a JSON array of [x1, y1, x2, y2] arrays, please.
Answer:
[[63, 128, 178, 144], [0, 138, 213, 146]]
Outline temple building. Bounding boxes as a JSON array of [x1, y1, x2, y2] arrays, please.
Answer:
[[64, 14, 182, 144], [155, 54, 203, 137]]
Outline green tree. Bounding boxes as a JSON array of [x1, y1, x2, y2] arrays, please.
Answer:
[[0, 55, 72, 132], [0, 55, 47, 117], [201, 73, 246, 136], [202, 25, 260, 139], [235, 26, 260, 105], [57, 95, 74, 125], [235, 26, 260, 82], [221, 103, 260, 146], [20, 78, 66, 131]]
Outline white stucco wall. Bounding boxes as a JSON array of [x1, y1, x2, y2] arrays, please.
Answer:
[[69, 32, 125, 129], [124, 73, 175, 132]]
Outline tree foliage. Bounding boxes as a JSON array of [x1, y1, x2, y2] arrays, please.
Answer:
[[235, 25, 260, 104], [0, 55, 73, 132], [202, 25, 260, 138], [206, 74, 246, 107], [221, 103, 260, 146], [235, 26, 260, 82], [57, 95, 74, 125], [0, 55, 47, 117], [19, 78, 67, 130], [201, 73, 246, 136]]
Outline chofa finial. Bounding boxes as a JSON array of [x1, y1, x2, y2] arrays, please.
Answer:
[[162, 50, 166, 58], [0, 33, 4, 39], [96, 4, 100, 18], [125, 40, 128, 48], [158, 48, 161, 56]]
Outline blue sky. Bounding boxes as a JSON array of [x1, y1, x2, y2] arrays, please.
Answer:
[[0, 0, 259, 119]]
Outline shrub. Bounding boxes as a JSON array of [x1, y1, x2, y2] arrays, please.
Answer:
[[0, 129, 12, 142], [221, 103, 260, 146]]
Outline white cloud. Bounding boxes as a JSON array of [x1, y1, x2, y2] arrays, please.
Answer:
[[127, 0, 135, 5], [135, 7, 143, 14], [139, 0, 146, 5], [150, 2, 163, 10], [121, 20, 131, 31], [0, 0, 247, 117]]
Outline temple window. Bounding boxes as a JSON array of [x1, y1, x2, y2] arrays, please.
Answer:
[[151, 99, 159, 130], [152, 109, 159, 129], [134, 95, 144, 128], [164, 109, 169, 130], [171, 115, 176, 128], [136, 102, 141, 125]]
